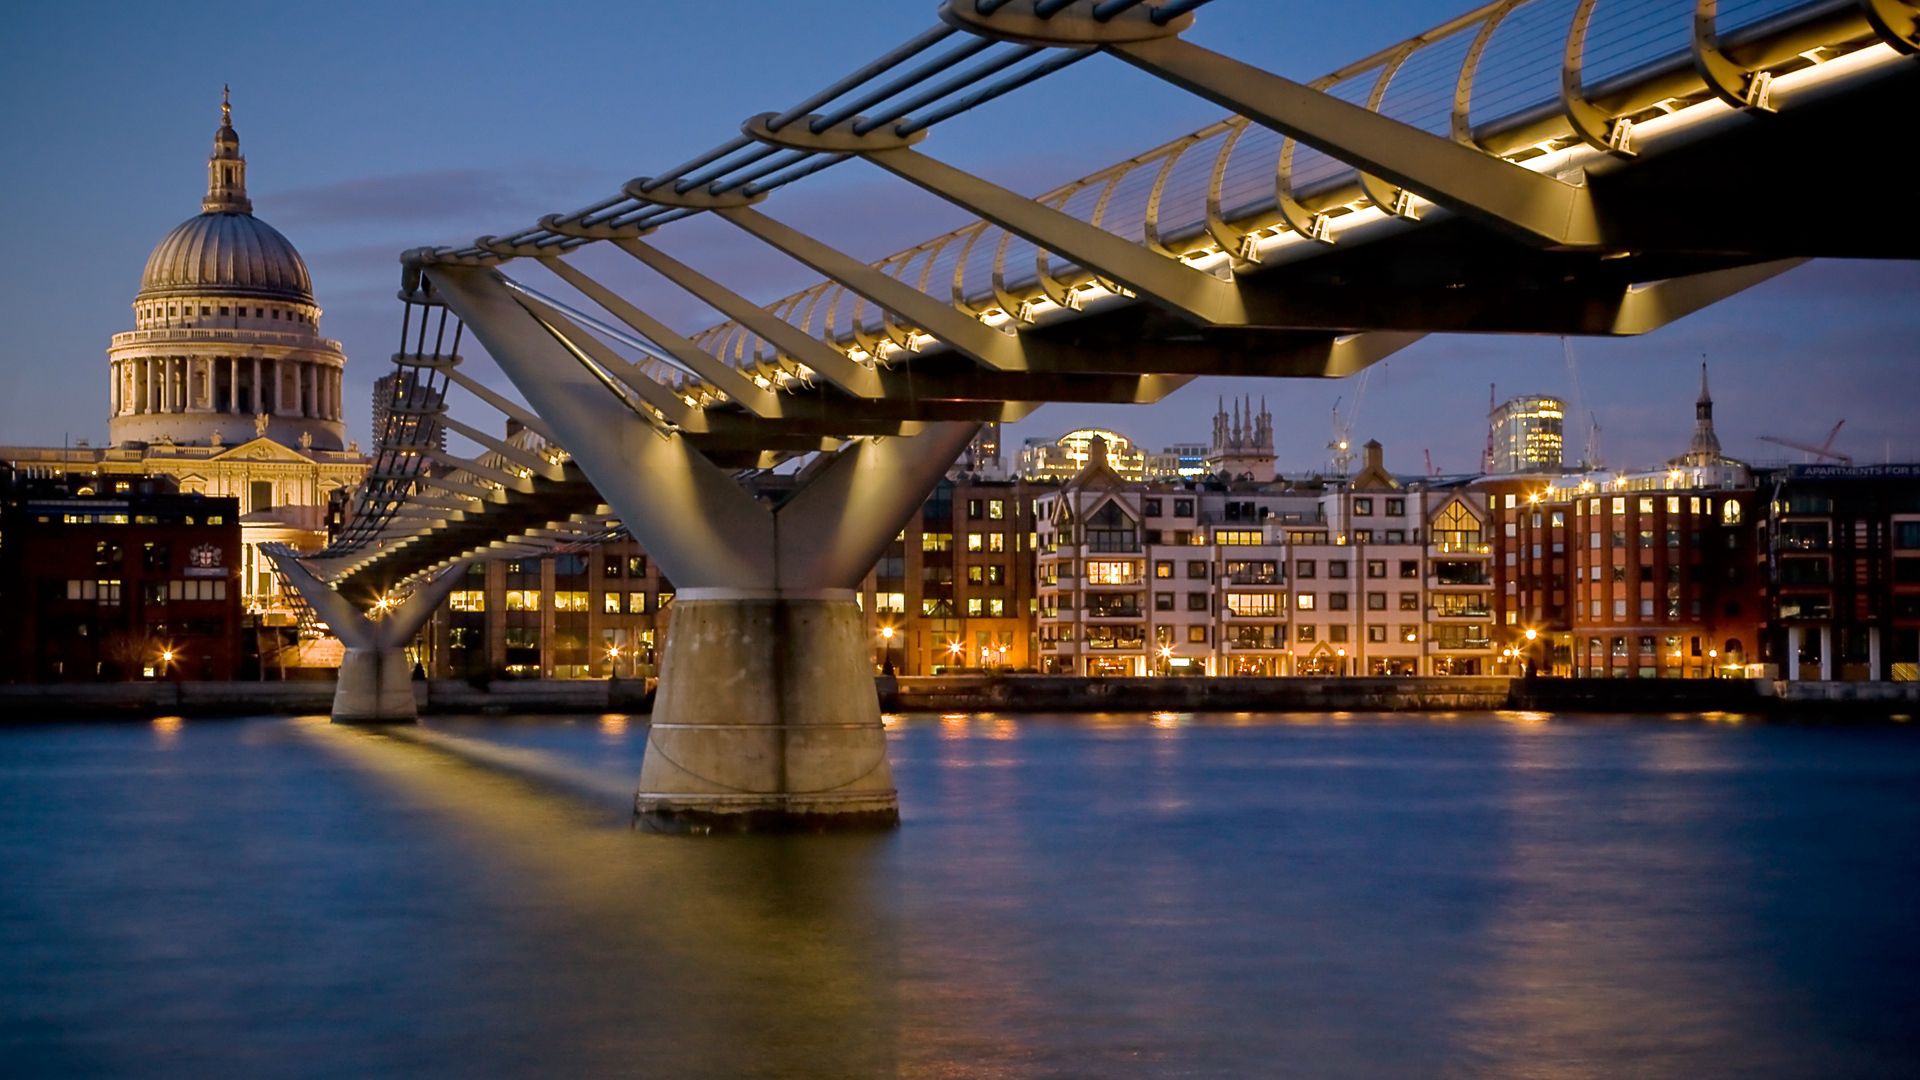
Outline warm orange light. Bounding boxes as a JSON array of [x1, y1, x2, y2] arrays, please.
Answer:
[[1524, 628, 1538, 641], [880, 626, 896, 641]]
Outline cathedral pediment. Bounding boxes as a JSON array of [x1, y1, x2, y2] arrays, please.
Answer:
[[211, 437, 313, 464]]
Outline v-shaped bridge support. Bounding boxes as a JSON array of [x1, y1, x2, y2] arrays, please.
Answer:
[[431, 266, 978, 831], [269, 550, 472, 723]]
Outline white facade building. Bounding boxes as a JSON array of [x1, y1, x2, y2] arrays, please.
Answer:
[[1035, 439, 1495, 676]]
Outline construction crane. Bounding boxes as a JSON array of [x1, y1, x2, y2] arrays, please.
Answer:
[[1424, 448, 1439, 477], [1328, 366, 1373, 477], [1760, 420, 1851, 465], [1561, 337, 1602, 470]]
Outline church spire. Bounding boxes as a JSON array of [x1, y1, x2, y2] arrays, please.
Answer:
[[203, 86, 252, 214], [1688, 359, 1721, 461]]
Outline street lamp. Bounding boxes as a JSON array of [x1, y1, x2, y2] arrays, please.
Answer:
[[947, 639, 964, 671], [1158, 644, 1174, 677], [1707, 648, 1718, 679], [606, 643, 622, 678], [1336, 646, 1346, 677], [879, 625, 897, 677]]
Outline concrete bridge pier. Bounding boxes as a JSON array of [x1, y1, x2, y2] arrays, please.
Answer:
[[268, 550, 470, 723], [640, 589, 899, 831], [430, 266, 978, 832]]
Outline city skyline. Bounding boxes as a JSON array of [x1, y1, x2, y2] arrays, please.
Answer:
[[3, 1, 1916, 473]]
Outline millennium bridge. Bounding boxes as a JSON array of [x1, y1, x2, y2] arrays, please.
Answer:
[[269, 0, 1919, 830]]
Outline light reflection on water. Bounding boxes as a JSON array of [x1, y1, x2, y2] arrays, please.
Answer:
[[2, 711, 1917, 1078]]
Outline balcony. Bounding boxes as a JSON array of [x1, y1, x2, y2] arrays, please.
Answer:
[[1428, 605, 1491, 619], [1431, 637, 1494, 652], [1084, 604, 1144, 621], [1428, 573, 1492, 588]]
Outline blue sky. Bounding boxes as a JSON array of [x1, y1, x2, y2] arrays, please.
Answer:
[[2, 0, 1914, 474]]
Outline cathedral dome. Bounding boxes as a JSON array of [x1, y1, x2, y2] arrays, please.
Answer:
[[137, 212, 313, 303], [134, 87, 313, 304]]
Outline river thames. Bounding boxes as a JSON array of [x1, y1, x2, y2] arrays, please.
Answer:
[[3, 711, 1916, 1078]]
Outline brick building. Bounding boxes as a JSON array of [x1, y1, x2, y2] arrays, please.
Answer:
[[1, 475, 243, 681]]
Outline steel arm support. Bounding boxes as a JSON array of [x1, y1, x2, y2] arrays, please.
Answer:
[[611, 238, 885, 398], [861, 146, 1252, 324], [716, 206, 1033, 371], [1107, 36, 1606, 249], [430, 266, 780, 590]]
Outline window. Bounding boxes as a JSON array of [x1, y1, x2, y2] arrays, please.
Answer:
[[1367, 592, 1387, 611], [1432, 501, 1482, 551], [1366, 560, 1386, 579], [604, 592, 622, 614], [1329, 625, 1349, 643], [627, 556, 648, 577], [1400, 592, 1419, 611], [968, 499, 983, 520], [1296, 593, 1315, 611], [449, 589, 486, 612], [552, 591, 590, 612], [1187, 561, 1208, 579], [1226, 593, 1278, 617], [1638, 497, 1655, 514], [967, 565, 984, 585], [987, 565, 1005, 585], [1187, 592, 1210, 612], [967, 598, 984, 616], [1368, 625, 1388, 643], [1143, 498, 1162, 516], [627, 592, 647, 614], [967, 534, 983, 552], [1354, 497, 1374, 516], [1386, 498, 1405, 516], [603, 556, 623, 578], [1297, 560, 1316, 579], [1401, 625, 1418, 644], [504, 589, 541, 611], [922, 532, 953, 552], [1328, 560, 1349, 579], [1328, 593, 1349, 611], [1188, 625, 1208, 644], [1399, 560, 1419, 579], [1297, 625, 1316, 642], [1155, 592, 1175, 611], [1216, 529, 1262, 545], [1087, 561, 1137, 585], [988, 599, 1005, 616], [988, 533, 1005, 553], [1722, 500, 1742, 525], [1086, 502, 1139, 552], [1174, 498, 1195, 517], [1154, 560, 1174, 579]]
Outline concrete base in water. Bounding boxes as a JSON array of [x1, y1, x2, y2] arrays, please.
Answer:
[[635, 594, 897, 833], [332, 647, 418, 724]]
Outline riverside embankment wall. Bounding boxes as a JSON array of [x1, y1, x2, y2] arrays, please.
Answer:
[[4, 676, 1915, 720]]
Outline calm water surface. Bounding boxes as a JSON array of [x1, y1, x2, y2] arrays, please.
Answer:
[[3, 711, 1917, 1078]]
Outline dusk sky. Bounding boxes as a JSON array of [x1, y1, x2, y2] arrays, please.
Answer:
[[3, 0, 1914, 475]]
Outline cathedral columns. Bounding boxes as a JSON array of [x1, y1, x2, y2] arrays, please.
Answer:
[[251, 355, 263, 416]]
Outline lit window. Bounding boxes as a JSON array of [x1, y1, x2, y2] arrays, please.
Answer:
[[1296, 592, 1315, 611]]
